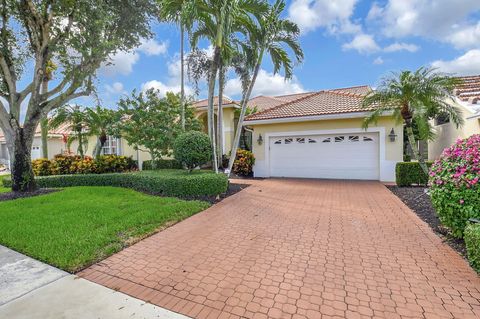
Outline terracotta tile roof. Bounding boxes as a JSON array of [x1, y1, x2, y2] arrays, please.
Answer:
[[192, 96, 238, 109], [455, 75, 480, 104], [245, 86, 373, 121], [247, 95, 290, 111], [274, 92, 316, 102], [0, 122, 72, 140]]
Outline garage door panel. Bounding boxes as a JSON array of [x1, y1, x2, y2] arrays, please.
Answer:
[[269, 133, 379, 180]]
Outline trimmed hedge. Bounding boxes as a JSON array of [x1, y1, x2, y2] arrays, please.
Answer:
[[2, 170, 228, 198], [395, 161, 433, 187], [142, 159, 182, 170], [465, 223, 480, 273]]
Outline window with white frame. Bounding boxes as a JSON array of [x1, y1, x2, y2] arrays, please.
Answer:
[[102, 136, 120, 155]]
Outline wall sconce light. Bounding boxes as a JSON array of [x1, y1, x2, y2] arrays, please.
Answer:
[[257, 134, 263, 145], [388, 128, 397, 142]]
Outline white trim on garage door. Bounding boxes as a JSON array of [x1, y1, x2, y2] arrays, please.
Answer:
[[255, 127, 395, 181], [269, 132, 379, 180]]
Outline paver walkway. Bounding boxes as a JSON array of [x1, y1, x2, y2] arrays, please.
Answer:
[[80, 179, 480, 319]]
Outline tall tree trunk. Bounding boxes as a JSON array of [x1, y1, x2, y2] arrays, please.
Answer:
[[94, 132, 107, 158], [40, 79, 49, 159], [180, 23, 185, 131], [207, 46, 220, 173], [405, 121, 429, 177], [217, 64, 224, 168], [77, 130, 85, 158], [227, 51, 264, 176], [11, 129, 37, 192]]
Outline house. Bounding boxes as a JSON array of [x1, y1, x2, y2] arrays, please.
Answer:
[[428, 75, 480, 160], [244, 86, 403, 182], [0, 125, 153, 169]]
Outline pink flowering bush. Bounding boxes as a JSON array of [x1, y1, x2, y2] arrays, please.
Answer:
[[429, 134, 480, 238]]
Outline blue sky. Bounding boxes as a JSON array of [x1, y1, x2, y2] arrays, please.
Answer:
[[91, 0, 480, 108]]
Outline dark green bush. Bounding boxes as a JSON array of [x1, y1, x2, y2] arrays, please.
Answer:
[[465, 223, 480, 273], [395, 161, 433, 187], [173, 131, 212, 171], [142, 159, 182, 170], [3, 170, 228, 198]]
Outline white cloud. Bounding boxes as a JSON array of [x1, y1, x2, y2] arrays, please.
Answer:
[[447, 22, 480, 49], [105, 82, 126, 95], [98, 38, 169, 77], [140, 56, 193, 97], [368, 0, 480, 43], [342, 34, 380, 54], [288, 0, 361, 34], [431, 50, 480, 75], [141, 80, 192, 97], [99, 51, 140, 77], [137, 39, 169, 56], [383, 42, 419, 53], [373, 57, 384, 65], [224, 69, 305, 97]]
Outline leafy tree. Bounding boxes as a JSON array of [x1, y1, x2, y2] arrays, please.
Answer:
[[362, 67, 464, 175], [86, 106, 120, 159], [50, 105, 90, 158], [227, 0, 303, 175], [190, 0, 268, 173], [115, 89, 200, 169], [0, 0, 158, 191]]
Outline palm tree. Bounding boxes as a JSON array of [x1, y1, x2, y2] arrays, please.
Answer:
[[86, 106, 119, 158], [191, 0, 268, 173], [227, 0, 303, 176], [362, 67, 464, 175], [50, 105, 90, 158], [158, 0, 197, 130]]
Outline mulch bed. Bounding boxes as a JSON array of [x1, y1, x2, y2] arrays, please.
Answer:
[[0, 189, 59, 202], [193, 182, 250, 204], [387, 185, 467, 258]]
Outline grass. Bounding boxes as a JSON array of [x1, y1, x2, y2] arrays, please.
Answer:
[[0, 186, 209, 272], [0, 174, 9, 193]]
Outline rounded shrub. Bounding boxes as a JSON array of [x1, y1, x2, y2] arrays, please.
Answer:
[[173, 131, 212, 171], [32, 158, 53, 176], [429, 134, 480, 238]]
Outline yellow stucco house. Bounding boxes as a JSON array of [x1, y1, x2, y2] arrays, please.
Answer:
[[428, 75, 480, 160], [244, 86, 403, 182]]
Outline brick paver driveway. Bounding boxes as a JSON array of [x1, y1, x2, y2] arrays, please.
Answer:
[[80, 179, 480, 319]]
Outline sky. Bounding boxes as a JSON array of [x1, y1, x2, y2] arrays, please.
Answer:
[[85, 0, 480, 108]]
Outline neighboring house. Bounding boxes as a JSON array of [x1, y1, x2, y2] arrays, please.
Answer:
[[0, 123, 72, 169], [0, 125, 153, 169], [428, 75, 480, 160], [244, 86, 403, 182]]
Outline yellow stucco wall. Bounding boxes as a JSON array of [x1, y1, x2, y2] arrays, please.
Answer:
[[195, 106, 237, 156], [248, 116, 403, 182], [428, 102, 480, 160]]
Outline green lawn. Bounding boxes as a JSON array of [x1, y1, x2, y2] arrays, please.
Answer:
[[0, 174, 9, 193], [0, 186, 209, 272]]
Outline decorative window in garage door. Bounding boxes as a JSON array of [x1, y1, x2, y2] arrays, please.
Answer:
[[363, 136, 374, 142], [274, 139, 282, 144], [349, 135, 359, 142], [334, 136, 345, 142]]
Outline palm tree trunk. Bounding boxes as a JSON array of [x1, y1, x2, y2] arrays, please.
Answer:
[[227, 50, 264, 176], [217, 64, 224, 168], [405, 120, 429, 176], [40, 79, 49, 159], [180, 23, 185, 131], [207, 46, 220, 173]]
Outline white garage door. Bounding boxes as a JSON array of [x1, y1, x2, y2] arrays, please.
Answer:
[[269, 133, 379, 180]]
